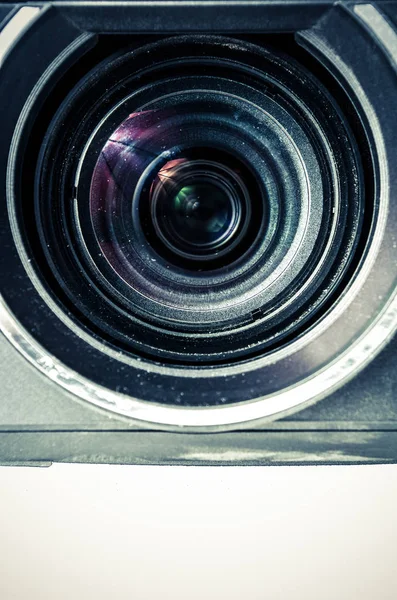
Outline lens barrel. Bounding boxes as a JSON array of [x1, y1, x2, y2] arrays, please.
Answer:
[[27, 36, 367, 366], [7, 25, 396, 425]]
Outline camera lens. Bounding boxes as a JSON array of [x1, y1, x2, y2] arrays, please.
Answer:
[[160, 176, 235, 251], [11, 31, 395, 425], [2, 0, 397, 431], [90, 130, 254, 270], [149, 157, 248, 263], [31, 35, 367, 368], [89, 101, 263, 274]]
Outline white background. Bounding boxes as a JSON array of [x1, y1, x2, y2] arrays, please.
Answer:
[[0, 463, 396, 599]]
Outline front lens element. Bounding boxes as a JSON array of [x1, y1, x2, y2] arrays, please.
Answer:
[[173, 184, 230, 240], [150, 158, 246, 260]]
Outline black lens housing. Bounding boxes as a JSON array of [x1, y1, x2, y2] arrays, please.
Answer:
[[1, 1, 397, 434], [18, 35, 368, 368]]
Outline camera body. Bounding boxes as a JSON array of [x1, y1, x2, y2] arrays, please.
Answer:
[[1, 0, 397, 465]]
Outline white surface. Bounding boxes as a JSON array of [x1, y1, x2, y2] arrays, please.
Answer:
[[0, 464, 396, 600]]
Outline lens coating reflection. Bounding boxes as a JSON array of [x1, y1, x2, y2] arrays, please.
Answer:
[[151, 158, 245, 259], [171, 182, 234, 245]]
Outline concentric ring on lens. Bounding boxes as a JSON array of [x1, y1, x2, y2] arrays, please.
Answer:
[[148, 157, 250, 263], [18, 35, 375, 373]]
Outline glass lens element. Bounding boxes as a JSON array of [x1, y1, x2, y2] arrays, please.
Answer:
[[172, 183, 231, 244], [89, 104, 262, 274], [150, 158, 243, 259]]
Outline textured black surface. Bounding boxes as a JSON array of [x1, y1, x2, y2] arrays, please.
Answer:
[[54, 1, 332, 33], [379, 1, 397, 26], [0, 3, 14, 23], [285, 334, 397, 423]]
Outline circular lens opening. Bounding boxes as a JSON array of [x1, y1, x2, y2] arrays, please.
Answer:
[[149, 157, 250, 262], [135, 146, 263, 271], [24, 35, 372, 371]]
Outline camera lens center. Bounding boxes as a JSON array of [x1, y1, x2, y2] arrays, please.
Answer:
[[144, 157, 251, 261], [149, 158, 247, 261]]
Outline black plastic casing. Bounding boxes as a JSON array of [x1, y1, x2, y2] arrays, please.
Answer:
[[0, 0, 397, 465]]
